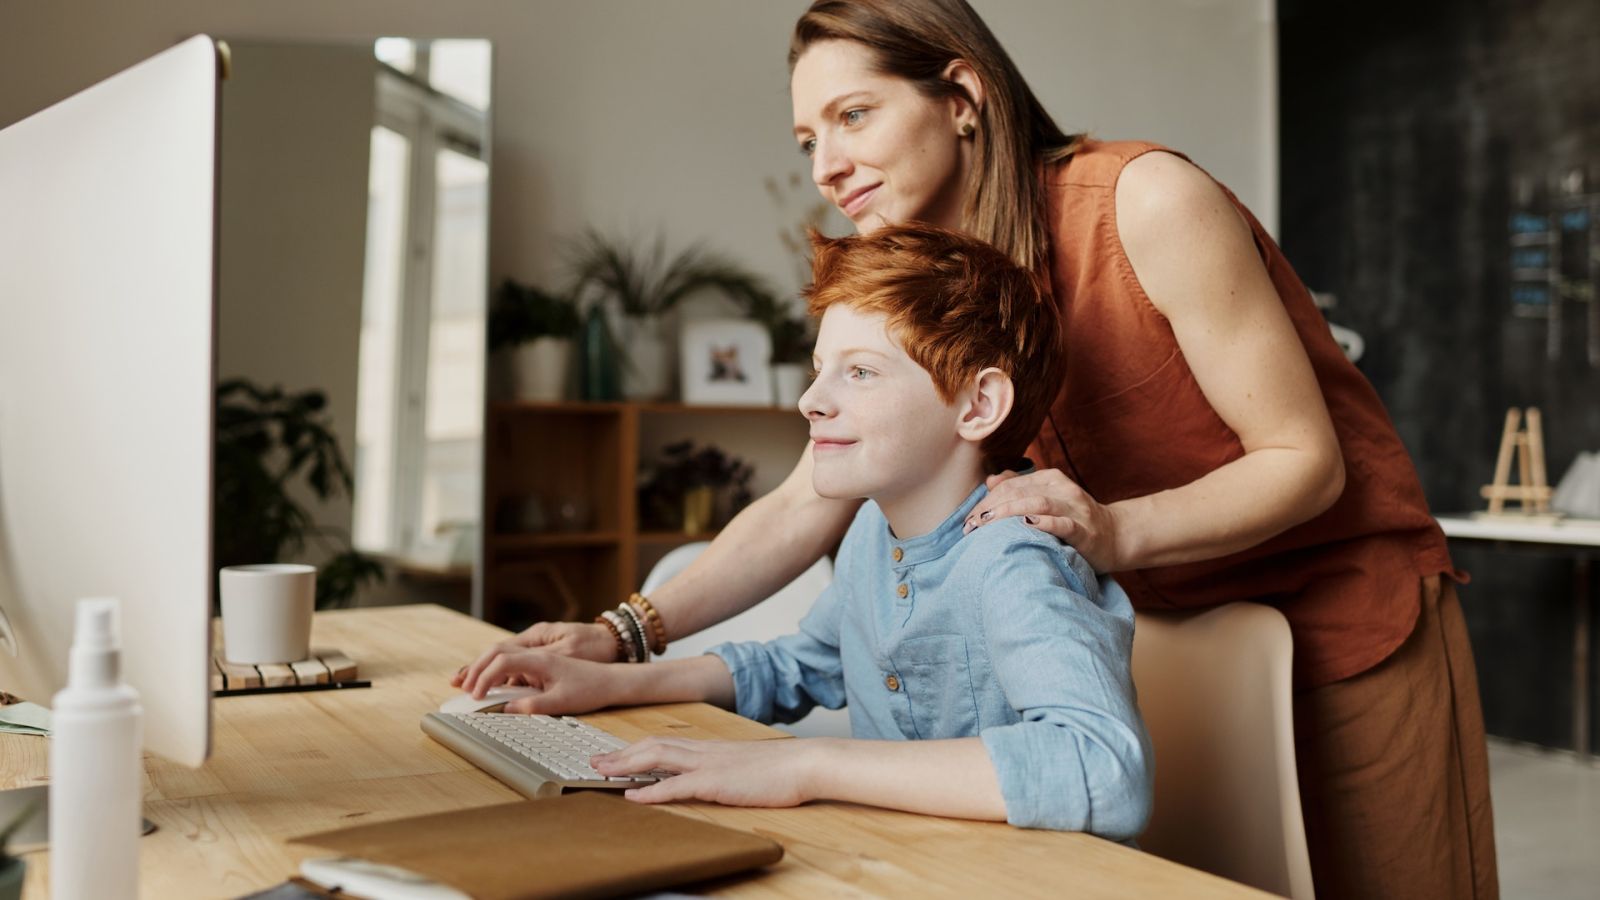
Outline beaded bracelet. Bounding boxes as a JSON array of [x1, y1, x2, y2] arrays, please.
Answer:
[[615, 602, 651, 663], [593, 613, 627, 662], [599, 610, 633, 662], [600, 609, 641, 663], [628, 593, 668, 655]]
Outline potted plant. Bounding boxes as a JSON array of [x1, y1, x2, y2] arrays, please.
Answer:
[[739, 283, 816, 407], [213, 379, 386, 609], [489, 278, 581, 402], [567, 231, 776, 402], [637, 440, 754, 535], [759, 172, 830, 406], [0, 798, 39, 900]]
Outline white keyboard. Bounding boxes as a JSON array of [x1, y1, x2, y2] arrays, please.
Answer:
[[421, 712, 672, 798]]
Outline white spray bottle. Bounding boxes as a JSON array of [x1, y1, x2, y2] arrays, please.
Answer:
[[49, 597, 142, 899]]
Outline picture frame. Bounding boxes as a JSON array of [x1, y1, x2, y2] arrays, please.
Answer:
[[679, 318, 773, 406]]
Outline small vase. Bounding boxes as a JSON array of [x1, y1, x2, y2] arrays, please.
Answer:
[[682, 486, 716, 535], [510, 337, 572, 402], [580, 306, 623, 402], [620, 314, 672, 401], [771, 362, 809, 409]]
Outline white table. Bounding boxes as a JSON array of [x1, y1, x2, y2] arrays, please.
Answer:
[[1436, 515, 1600, 759]]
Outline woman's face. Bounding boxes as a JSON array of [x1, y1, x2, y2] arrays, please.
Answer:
[[791, 40, 970, 233]]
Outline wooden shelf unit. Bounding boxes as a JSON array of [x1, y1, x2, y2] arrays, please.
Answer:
[[482, 401, 805, 629]]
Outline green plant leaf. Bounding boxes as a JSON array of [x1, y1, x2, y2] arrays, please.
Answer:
[[212, 379, 379, 609]]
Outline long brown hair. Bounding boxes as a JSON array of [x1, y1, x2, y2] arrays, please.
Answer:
[[790, 0, 1084, 276]]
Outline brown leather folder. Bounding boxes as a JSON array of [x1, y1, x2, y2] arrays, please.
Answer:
[[289, 792, 784, 899]]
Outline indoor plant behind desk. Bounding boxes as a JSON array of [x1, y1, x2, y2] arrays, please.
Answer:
[[490, 278, 581, 402], [213, 378, 385, 610], [567, 229, 782, 402]]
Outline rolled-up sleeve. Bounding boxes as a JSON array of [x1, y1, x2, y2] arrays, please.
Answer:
[[976, 534, 1153, 840], [707, 581, 848, 725]]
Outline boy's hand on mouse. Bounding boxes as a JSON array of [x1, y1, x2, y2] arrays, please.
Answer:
[[966, 467, 1125, 572], [591, 737, 825, 809], [458, 645, 620, 716]]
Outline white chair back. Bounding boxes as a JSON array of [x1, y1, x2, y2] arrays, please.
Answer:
[[645, 543, 851, 738], [1132, 602, 1315, 900]]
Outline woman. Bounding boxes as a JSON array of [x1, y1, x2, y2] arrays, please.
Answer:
[[459, 2, 1496, 896]]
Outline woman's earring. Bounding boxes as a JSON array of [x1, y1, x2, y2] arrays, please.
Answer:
[[959, 122, 975, 138]]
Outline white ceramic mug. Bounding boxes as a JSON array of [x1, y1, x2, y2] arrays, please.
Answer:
[[219, 564, 316, 664]]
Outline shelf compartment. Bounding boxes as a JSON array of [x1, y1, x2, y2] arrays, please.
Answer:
[[493, 532, 622, 550]]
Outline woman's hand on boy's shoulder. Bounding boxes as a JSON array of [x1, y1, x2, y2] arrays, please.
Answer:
[[965, 468, 1125, 572], [592, 736, 831, 808]]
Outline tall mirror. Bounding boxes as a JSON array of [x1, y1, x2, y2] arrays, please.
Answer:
[[216, 38, 492, 614]]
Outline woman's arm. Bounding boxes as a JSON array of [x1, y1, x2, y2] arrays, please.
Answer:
[[455, 444, 862, 668], [969, 151, 1344, 572], [645, 443, 860, 640]]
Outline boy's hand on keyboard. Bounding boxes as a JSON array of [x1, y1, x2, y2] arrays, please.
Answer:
[[458, 645, 620, 715], [590, 737, 823, 808]]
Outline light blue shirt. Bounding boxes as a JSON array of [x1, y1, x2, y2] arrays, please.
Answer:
[[709, 483, 1153, 840]]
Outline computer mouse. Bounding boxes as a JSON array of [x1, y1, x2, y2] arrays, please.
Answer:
[[438, 685, 541, 715]]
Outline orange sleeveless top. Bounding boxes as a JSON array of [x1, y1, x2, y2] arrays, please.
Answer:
[[1030, 139, 1457, 688]]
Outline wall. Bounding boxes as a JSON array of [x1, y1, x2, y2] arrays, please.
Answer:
[[217, 41, 374, 548], [1280, 0, 1600, 750]]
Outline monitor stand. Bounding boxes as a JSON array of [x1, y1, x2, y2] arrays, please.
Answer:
[[0, 784, 157, 851]]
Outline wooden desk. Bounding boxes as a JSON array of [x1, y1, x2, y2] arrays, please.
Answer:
[[0, 605, 1268, 898], [1437, 514, 1600, 760]]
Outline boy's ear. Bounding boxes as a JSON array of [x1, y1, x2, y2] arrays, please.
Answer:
[[956, 367, 1013, 444]]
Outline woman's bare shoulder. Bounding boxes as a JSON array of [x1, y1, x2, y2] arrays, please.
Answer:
[[1113, 151, 1235, 237], [1111, 150, 1260, 317]]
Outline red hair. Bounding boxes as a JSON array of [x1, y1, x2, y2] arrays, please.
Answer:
[[805, 223, 1063, 472]]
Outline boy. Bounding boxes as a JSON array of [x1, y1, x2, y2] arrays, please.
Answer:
[[460, 224, 1152, 839]]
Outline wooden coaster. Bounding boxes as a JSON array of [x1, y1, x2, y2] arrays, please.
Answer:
[[211, 647, 360, 693]]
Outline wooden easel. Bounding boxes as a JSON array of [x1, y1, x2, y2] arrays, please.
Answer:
[[1475, 407, 1560, 523]]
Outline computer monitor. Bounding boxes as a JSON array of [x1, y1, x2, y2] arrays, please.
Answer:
[[0, 35, 222, 767]]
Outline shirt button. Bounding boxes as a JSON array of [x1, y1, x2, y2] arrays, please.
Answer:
[[892, 547, 903, 562], [885, 674, 900, 692], [896, 583, 909, 598]]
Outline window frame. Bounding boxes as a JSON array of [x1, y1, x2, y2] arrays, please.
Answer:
[[357, 45, 490, 595]]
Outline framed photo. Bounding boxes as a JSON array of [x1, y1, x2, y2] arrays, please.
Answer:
[[679, 318, 772, 406]]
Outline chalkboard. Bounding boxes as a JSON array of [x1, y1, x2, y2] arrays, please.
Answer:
[[1280, 0, 1600, 750]]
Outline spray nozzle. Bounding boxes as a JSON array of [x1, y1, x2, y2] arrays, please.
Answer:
[[68, 597, 122, 688], [73, 598, 120, 651]]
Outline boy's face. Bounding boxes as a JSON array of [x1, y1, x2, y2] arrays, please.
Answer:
[[799, 305, 965, 503]]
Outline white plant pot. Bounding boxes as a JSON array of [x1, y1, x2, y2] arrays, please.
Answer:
[[771, 362, 809, 409], [620, 315, 672, 401], [511, 337, 573, 402]]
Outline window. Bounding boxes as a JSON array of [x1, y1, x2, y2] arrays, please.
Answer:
[[353, 40, 490, 562]]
